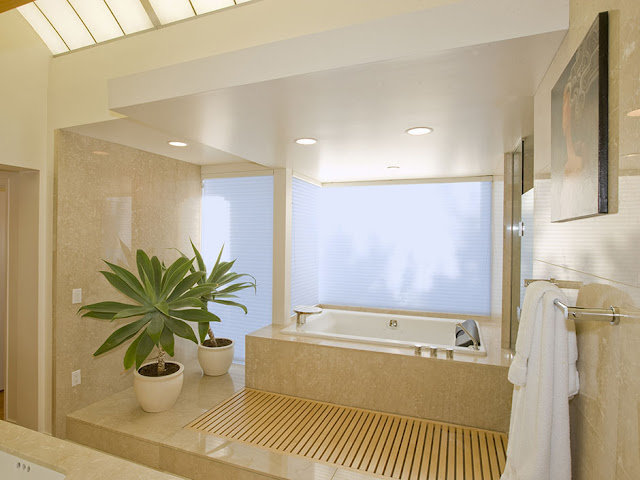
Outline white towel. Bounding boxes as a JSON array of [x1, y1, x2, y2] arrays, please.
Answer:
[[501, 281, 579, 480]]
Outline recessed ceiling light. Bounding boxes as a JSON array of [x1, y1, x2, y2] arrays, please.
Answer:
[[92, 151, 109, 156], [387, 166, 400, 169], [405, 127, 433, 136], [295, 138, 317, 145], [627, 108, 640, 117], [168, 141, 188, 147]]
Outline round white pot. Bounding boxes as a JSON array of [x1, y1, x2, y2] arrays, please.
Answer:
[[133, 361, 184, 413], [198, 339, 234, 376]]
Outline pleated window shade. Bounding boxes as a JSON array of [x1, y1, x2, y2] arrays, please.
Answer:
[[291, 180, 492, 316], [201, 176, 273, 363]]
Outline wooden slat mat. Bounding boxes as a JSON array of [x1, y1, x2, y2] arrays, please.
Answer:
[[186, 388, 508, 479]]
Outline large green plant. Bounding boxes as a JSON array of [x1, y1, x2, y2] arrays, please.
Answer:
[[79, 250, 219, 373], [185, 241, 256, 345]]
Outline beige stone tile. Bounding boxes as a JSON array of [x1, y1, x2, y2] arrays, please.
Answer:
[[0, 421, 181, 480], [54, 130, 202, 438], [246, 335, 511, 432]]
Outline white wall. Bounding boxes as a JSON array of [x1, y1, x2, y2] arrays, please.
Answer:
[[0, 10, 51, 432]]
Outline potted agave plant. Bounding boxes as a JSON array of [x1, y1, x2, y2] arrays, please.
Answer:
[[186, 242, 256, 376], [79, 250, 219, 412]]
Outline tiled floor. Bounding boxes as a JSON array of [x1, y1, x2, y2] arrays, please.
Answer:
[[67, 360, 506, 479]]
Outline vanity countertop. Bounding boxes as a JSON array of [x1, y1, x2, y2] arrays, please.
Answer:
[[0, 420, 183, 479]]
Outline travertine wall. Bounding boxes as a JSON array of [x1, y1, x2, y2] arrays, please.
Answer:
[[533, 1, 640, 478], [53, 130, 201, 437]]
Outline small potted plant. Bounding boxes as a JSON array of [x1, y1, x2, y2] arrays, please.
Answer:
[[79, 250, 218, 412], [186, 242, 256, 376]]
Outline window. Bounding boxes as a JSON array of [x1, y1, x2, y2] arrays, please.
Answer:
[[201, 176, 273, 363], [291, 180, 492, 315], [291, 178, 321, 311]]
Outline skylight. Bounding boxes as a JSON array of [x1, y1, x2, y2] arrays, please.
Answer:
[[17, 0, 249, 55]]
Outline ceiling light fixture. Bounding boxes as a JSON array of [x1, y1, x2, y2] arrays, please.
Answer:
[[387, 166, 400, 169], [168, 141, 188, 147], [627, 108, 640, 117], [295, 138, 317, 145], [405, 127, 433, 136]]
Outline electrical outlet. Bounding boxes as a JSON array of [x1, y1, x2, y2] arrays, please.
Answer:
[[72, 288, 82, 304], [71, 369, 81, 387]]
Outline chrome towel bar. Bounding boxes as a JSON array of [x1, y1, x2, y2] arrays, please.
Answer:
[[554, 299, 640, 325]]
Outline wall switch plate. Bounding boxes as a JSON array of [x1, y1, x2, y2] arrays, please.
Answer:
[[71, 370, 81, 387], [72, 288, 82, 304]]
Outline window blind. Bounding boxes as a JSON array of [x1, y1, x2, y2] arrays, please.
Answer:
[[318, 181, 492, 315], [201, 176, 273, 363], [291, 177, 321, 312]]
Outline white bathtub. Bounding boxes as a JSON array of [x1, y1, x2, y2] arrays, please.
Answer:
[[281, 308, 487, 356], [0, 451, 65, 480]]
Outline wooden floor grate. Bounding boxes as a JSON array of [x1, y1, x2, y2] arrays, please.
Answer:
[[187, 388, 508, 479]]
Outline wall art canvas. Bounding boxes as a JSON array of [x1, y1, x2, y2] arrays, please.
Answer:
[[551, 11, 608, 222]]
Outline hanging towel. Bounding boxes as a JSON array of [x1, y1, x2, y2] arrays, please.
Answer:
[[501, 281, 578, 480]]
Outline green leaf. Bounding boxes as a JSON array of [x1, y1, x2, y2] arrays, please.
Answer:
[[160, 326, 175, 356], [93, 315, 153, 356], [191, 239, 206, 273], [151, 256, 163, 293], [176, 284, 217, 300], [198, 322, 209, 344], [211, 299, 248, 314], [216, 282, 256, 295], [136, 250, 155, 290], [100, 271, 148, 305], [168, 297, 206, 310], [81, 311, 117, 320], [164, 316, 198, 343], [135, 332, 155, 369], [208, 260, 235, 284], [166, 271, 206, 302], [161, 257, 194, 299], [113, 305, 153, 319], [124, 332, 144, 370], [104, 262, 147, 302], [170, 308, 221, 323], [154, 300, 170, 316], [146, 315, 164, 345], [141, 270, 156, 302], [78, 301, 137, 315]]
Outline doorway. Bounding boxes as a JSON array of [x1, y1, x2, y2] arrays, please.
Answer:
[[502, 138, 534, 349]]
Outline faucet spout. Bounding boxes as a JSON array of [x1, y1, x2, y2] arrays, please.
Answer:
[[293, 305, 323, 326], [456, 322, 480, 351]]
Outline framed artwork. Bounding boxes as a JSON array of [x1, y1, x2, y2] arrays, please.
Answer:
[[551, 11, 609, 222]]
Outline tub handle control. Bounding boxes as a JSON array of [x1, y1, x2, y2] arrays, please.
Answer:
[[446, 348, 454, 360], [429, 346, 438, 358], [389, 319, 398, 328], [414, 344, 422, 356]]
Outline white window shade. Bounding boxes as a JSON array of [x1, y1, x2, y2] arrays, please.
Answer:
[[202, 176, 273, 363], [318, 181, 492, 315], [291, 178, 321, 312]]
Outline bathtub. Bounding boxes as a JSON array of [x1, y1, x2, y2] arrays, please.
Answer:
[[280, 308, 487, 356]]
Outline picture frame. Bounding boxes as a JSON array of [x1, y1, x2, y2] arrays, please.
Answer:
[[550, 11, 609, 222]]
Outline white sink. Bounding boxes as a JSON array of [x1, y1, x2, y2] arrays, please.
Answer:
[[0, 451, 65, 480]]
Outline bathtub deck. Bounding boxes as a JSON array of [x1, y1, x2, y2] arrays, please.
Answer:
[[187, 388, 508, 479]]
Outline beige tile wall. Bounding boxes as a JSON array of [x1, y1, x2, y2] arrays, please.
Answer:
[[53, 130, 201, 437], [533, 1, 640, 478]]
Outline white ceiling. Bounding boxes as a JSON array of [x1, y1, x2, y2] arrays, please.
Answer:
[[78, 30, 564, 182]]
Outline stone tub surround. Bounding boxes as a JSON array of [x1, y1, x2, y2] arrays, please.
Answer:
[[0, 421, 182, 479], [66, 360, 385, 480], [246, 323, 512, 432]]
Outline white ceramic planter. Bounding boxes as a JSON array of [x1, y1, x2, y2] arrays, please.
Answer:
[[133, 361, 184, 413], [198, 340, 234, 376]]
